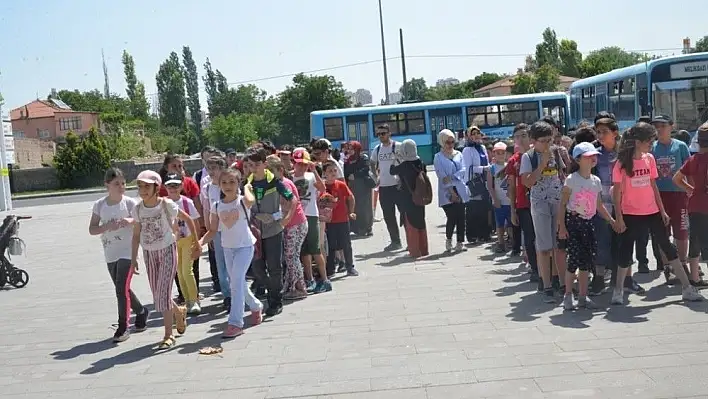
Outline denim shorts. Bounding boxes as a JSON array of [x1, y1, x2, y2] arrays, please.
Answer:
[[494, 205, 512, 228]]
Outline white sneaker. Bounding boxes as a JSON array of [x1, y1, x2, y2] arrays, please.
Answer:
[[187, 301, 201, 315], [445, 239, 453, 252], [455, 242, 467, 252], [610, 289, 624, 305], [682, 286, 705, 302]]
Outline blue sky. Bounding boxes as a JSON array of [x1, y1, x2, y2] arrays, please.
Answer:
[[0, 0, 702, 112]]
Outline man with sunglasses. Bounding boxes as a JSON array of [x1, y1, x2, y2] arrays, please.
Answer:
[[371, 124, 404, 251], [311, 139, 344, 180]]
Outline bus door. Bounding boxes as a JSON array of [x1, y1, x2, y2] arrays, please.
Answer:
[[542, 99, 568, 134], [429, 108, 463, 153], [346, 115, 370, 155]]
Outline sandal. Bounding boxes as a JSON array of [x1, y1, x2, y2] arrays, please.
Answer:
[[157, 336, 175, 350], [175, 305, 187, 335]]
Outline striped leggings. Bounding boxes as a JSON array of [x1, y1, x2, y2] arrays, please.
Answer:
[[144, 243, 178, 313]]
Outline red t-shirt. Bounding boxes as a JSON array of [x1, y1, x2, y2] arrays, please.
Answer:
[[505, 152, 530, 209], [679, 152, 708, 214], [158, 176, 201, 200], [324, 180, 352, 223]]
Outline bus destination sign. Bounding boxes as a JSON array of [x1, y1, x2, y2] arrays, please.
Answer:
[[670, 60, 708, 79]]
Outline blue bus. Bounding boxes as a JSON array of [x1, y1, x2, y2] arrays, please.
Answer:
[[569, 52, 708, 133], [310, 92, 569, 164]]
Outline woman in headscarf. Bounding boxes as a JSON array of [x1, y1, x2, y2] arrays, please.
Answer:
[[461, 126, 492, 243], [434, 129, 470, 252], [391, 139, 429, 258], [343, 141, 375, 236]]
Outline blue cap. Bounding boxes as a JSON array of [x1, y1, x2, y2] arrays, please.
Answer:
[[572, 141, 600, 159]]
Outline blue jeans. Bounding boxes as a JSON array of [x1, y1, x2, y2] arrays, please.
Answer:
[[213, 232, 229, 297], [223, 245, 262, 328]]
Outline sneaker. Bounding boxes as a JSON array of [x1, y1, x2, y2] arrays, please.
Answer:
[[624, 277, 646, 294], [529, 271, 539, 283], [384, 242, 403, 251], [589, 275, 605, 296], [682, 285, 705, 302], [313, 280, 333, 293], [346, 267, 359, 277], [283, 290, 308, 300], [610, 289, 624, 305], [578, 296, 599, 309], [187, 301, 201, 315], [113, 326, 130, 343], [222, 324, 244, 338], [265, 303, 283, 317], [543, 288, 556, 303], [445, 239, 453, 252], [637, 263, 650, 274], [563, 293, 575, 310], [455, 242, 467, 252], [691, 279, 708, 288], [134, 308, 149, 332], [250, 310, 263, 326], [305, 280, 317, 293]]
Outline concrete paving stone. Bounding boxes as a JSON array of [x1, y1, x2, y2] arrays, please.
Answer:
[[6, 174, 708, 398]]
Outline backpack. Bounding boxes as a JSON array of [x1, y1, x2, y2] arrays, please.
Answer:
[[402, 166, 433, 206]]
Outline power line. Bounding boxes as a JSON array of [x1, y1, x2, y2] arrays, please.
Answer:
[[223, 47, 684, 86]]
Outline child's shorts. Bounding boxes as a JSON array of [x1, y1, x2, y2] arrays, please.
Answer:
[[494, 205, 512, 228]]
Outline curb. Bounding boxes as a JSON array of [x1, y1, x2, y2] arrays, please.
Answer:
[[12, 186, 137, 200]]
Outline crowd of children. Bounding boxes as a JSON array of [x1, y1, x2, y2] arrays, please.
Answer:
[[89, 139, 386, 346], [90, 114, 708, 347]]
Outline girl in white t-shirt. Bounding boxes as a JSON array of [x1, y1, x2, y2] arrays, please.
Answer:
[[89, 168, 148, 343], [164, 173, 202, 315], [131, 170, 201, 350], [199, 168, 263, 338]]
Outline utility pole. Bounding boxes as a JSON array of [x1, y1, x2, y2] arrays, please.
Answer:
[[378, 0, 390, 105], [399, 28, 408, 100]]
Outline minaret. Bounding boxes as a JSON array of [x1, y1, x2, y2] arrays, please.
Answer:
[[102, 49, 110, 98]]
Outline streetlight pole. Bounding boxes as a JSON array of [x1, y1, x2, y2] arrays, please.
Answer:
[[378, 0, 390, 105]]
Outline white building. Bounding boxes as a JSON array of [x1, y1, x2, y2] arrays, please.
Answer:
[[388, 92, 402, 104], [346, 88, 373, 106], [436, 78, 460, 87]]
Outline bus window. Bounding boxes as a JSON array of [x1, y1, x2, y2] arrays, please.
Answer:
[[466, 106, 487, 127], [500, 102, 538, 125], [372, 112, 424, 136], [323, 117, 344, 141], [581, 87, 596, 119]]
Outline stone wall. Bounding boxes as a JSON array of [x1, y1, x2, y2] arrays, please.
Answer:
[[11, 158, 203, 193], [13, 138, 56, 169]]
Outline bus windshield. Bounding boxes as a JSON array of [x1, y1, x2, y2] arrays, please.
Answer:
[[653, 77, 708, 132]]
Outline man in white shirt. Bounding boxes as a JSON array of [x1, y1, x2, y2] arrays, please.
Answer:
[[371, 124, 404, 251], [311, 139, 344, 180]]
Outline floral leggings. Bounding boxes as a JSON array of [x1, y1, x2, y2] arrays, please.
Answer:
[[283, 222, 308, 293]]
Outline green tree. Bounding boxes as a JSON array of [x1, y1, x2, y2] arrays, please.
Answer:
[[204, 113, 259, 151], [277, 73, 351, 144], [559, 39, 583, 78], [54, 128, 111, 188], [511, 73, 536, 94], [182, 46, 202, 149], [54, 89, 131, 115], [121, 50, 150, 120], [535, 28, 561, 70], [202, 58, 229, 117], [211, 84, 268, 118], [156, 52, 187, 129], [694, 36, 708, 53], [535, 64, 561, 92], [400, 78, 428, 102], [580, 47, 646, 77]]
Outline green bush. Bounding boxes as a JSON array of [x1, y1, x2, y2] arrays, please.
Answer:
[[54, 128, 111, 188], [105, 132, 147, 160]]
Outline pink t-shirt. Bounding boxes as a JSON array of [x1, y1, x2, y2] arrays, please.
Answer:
[[282, 178, 307, 228], [611, 153, 660, 216]]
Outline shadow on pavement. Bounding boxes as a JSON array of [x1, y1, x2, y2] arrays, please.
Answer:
[[80, 342, 158, 375]]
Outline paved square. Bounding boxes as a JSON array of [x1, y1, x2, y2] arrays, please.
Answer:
[[3, 174, 708, 399]]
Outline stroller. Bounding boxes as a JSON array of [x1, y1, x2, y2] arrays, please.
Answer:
[[0, 215, 31, 289]]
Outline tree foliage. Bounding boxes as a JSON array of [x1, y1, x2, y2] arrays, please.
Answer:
[[182, 46, 202, 148], [156, 51, 187, 129], [204, 113, 260, 151], [580, 46, 646, 77], [121, 50, 149, 120], [692, 36, 708, 53], [400, 78, 428, 102], [535, 28, 562, 71], [559, 39, 582, 78], [54, 128, 111, 188], [277, 73, 351, 144]]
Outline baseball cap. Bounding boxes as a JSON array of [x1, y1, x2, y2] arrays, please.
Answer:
[[651, 115, 673, 125], [164, 173, 183, 186], [225, 148, 237, 156], [136, 170, 162, 186], [572, 141, 600, 159], [493, 142, 507, 151], [292, 147, 311, 164]]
